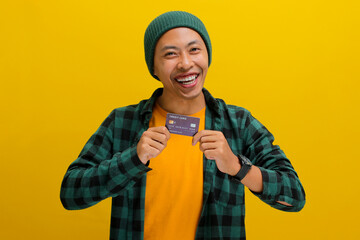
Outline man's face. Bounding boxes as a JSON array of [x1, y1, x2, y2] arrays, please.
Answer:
[[153, 27, 208, 101]]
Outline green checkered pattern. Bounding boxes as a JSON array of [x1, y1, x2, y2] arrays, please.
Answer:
[[60, 88, 306, 239]]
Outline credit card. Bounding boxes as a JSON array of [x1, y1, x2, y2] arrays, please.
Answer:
[[165, 113, 200, 137]]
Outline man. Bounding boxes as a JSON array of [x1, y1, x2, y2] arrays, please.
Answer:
[[60, 11, 305, 239]]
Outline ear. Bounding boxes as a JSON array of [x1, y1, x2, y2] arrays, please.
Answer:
[[153, 65, 158, 77], [153, 66, 160, 80]]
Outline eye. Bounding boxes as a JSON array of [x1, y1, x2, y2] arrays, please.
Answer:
[[164, 52, 176, 57], [190, 47, 200, 53]]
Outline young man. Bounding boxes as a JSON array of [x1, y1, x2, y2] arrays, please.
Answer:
[[60, 11, 305, 240]]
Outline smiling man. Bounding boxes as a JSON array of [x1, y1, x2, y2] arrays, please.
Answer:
[[60, 11, 306, 240]]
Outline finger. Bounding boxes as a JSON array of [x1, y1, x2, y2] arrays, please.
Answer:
[[147, 138, 166, 151], [204, 149, 216, 160], [137, 141, 161, 163], [148, 126, 167, 133], [145, 130, 168, 145], [146, 145, 161, 159], [192, 130, 210, 145], [163, 127, 171, 140], [192, 131, 200, 146], [198, 135, 218, 144], [199, 142, 218, 152], [193, 130, 219, 145], [149, 126, 171, 140]]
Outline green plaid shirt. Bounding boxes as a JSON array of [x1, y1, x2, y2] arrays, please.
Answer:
[[60, 88, 305, 240]]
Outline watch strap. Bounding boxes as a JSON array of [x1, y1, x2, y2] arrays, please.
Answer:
[[232, 155, 252, 182]]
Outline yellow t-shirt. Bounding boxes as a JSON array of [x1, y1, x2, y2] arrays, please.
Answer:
[[144, 103, 205, 240]]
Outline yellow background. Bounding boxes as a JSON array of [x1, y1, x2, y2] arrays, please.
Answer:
[[1, 0, 359, 239]]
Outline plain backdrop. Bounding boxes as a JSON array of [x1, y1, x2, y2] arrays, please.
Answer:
[[0, 0, 359, 239]]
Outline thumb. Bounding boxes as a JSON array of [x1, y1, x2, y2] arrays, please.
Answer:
[[192, 131, 202, 146]]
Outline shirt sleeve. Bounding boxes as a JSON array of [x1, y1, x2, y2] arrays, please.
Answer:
[[60, 110, 151, 210], [243, 112, 306, 212]]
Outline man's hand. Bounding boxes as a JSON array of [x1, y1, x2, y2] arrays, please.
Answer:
[[192, 130, 240, 175], [137, 126, 171, 164]]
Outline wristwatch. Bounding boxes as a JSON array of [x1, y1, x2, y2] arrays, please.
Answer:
[[232, 155, 252, 182]]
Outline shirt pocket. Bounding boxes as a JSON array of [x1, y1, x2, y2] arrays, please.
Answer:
[[213, 170, 244, 208]]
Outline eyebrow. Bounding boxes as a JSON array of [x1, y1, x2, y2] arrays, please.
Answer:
[[160, 40, 201, 52]]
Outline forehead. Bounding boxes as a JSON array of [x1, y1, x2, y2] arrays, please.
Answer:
[[156, 27, 205, 49]]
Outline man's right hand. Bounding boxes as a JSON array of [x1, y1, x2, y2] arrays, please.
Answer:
[[136, 126, 171, 164]]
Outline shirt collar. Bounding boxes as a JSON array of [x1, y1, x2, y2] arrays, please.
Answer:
[[140, 88, 221, 121]]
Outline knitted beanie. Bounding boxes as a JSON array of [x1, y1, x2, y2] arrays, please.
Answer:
[[144, 11, 212, 80]]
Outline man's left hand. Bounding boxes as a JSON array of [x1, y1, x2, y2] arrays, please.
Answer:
[[192, 130, 240, 176]]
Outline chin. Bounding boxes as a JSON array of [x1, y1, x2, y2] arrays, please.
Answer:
[[179, 87, 204, 100]]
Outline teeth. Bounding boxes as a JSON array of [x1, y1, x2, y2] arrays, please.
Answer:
[[175, 75, 198, 86], [176, 75, 197, 82], [182, 79, 196, 85]]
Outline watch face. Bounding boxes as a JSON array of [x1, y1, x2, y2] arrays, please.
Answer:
[[234, 155, 253, 182], [242, 156, 252, 166]]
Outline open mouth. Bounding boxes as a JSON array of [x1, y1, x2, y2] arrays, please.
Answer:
[[174, 74, 199, 86]]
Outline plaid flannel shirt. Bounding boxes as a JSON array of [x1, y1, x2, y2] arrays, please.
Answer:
[[60, 88, 305, 240]]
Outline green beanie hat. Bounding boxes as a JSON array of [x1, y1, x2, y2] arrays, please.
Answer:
[[144, 11, 212, 80]]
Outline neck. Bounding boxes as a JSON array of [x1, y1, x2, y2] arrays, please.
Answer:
[[156, 91, 206, 115]]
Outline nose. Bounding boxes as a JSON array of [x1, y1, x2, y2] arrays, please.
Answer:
[[177, 52, 194, 71]]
